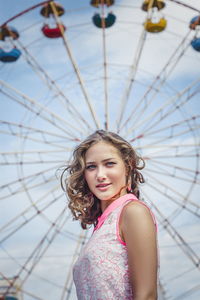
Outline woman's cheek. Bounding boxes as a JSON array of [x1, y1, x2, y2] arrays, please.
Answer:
[[85, 172, 94, 188]]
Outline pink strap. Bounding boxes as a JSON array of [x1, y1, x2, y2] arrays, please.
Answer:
[[93, 194, 138, 233], [116, 199, 158, 246]]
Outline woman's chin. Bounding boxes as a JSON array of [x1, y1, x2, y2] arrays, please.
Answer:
[[97, 191, 127, 202], [95, 194, 112, 201]]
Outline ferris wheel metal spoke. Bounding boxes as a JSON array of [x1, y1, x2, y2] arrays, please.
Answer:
[[140, 142, 199, 151], [143, 192, 200, 299], [137, 82, 199, 137], [147, 153, 198, 159], [157, 280, 168, 300], [131, 115, 200, 145], [141, 91, 200, 138], [168, 0, 200, 13], [119, 30, 195, 131], [50, 1, 100, 129], [0, 271, 45, 300], [173, 283, 200, 300], [0, 147, 68, 164], [13, 39, 92, 131], [146, 175, 200, 218], [0, 129, 72, 150], [125, 77, 200, 137], [18, 289, 47, 300], [14, 206, 70, 290], [165, 265, 198, 284], [0, 150, 69, 175], [0, 149, 71, 157], [0, 147, 67, 165], [141, 145, 199, 162], [0, 175, 55, 201], [0, 80, 83, 139], [151, 201, 200, 270], [146, 167, 199, 185], [0, 1, 54, 27], [146, 160, 199, 184], [99, 3, 109, 130], [116, 27, 147, 130], [0, 165, 60, 199], [0, 120, 74, 141], [139, 129, 200, 149], [148, 159, 199, 179], [0, 160, 63, 166], [0, 184, 63, 243], [1, 208, 68, 291], [131, 114, 200, 139], [0, 244, 65, 298], [60, 230, 88, 300]]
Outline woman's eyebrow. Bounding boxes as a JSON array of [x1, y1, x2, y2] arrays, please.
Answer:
[[86, 158, 115, 164], [85, 161, 95, 165], [102, 158, 115, 162]]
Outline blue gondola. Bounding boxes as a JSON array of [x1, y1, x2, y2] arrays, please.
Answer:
[[191, 38, 200, 52], [189, 16, 200, 30], [0, 48, 21, 62], [92, 13, 116, 28]]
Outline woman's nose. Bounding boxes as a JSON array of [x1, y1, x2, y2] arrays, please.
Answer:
[[96, 167, 106, 181]]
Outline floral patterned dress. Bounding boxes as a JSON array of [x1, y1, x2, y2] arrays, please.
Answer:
[[73, 194, 157, 300]]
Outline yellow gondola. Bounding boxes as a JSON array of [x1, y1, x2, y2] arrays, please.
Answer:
[[144, 17, 167, 33]]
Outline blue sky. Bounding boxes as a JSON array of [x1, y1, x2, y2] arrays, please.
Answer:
[[0, 0, 200, 299]]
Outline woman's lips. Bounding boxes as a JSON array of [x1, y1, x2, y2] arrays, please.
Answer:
[[96, 183, 111, 191]]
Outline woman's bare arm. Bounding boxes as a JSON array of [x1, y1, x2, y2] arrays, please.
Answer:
[[121, 201, 158, 300]]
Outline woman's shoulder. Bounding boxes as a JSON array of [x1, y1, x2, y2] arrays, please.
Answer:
[[121, 199, 156, 232], [123, 199, 151, 216]]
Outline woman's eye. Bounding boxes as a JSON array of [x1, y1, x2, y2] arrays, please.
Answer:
[[106, 162, 116, 167], [85, 165, 96, 170]]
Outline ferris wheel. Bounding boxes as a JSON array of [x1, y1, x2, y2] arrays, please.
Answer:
[[0, 0, 200, 299]]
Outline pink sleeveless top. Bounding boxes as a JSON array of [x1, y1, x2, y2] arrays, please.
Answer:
[[73, 194, 157, 300]]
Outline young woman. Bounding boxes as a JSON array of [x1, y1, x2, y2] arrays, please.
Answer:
[[61, 130, 158, 300]]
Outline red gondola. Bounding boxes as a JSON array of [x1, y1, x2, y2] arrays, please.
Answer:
[[41, 24, 66, 38]]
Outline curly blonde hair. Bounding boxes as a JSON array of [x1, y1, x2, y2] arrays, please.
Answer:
[[61, 130, 145, 229]]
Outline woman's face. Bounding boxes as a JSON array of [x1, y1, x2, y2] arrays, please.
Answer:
[[84, 141, 127, 201]]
